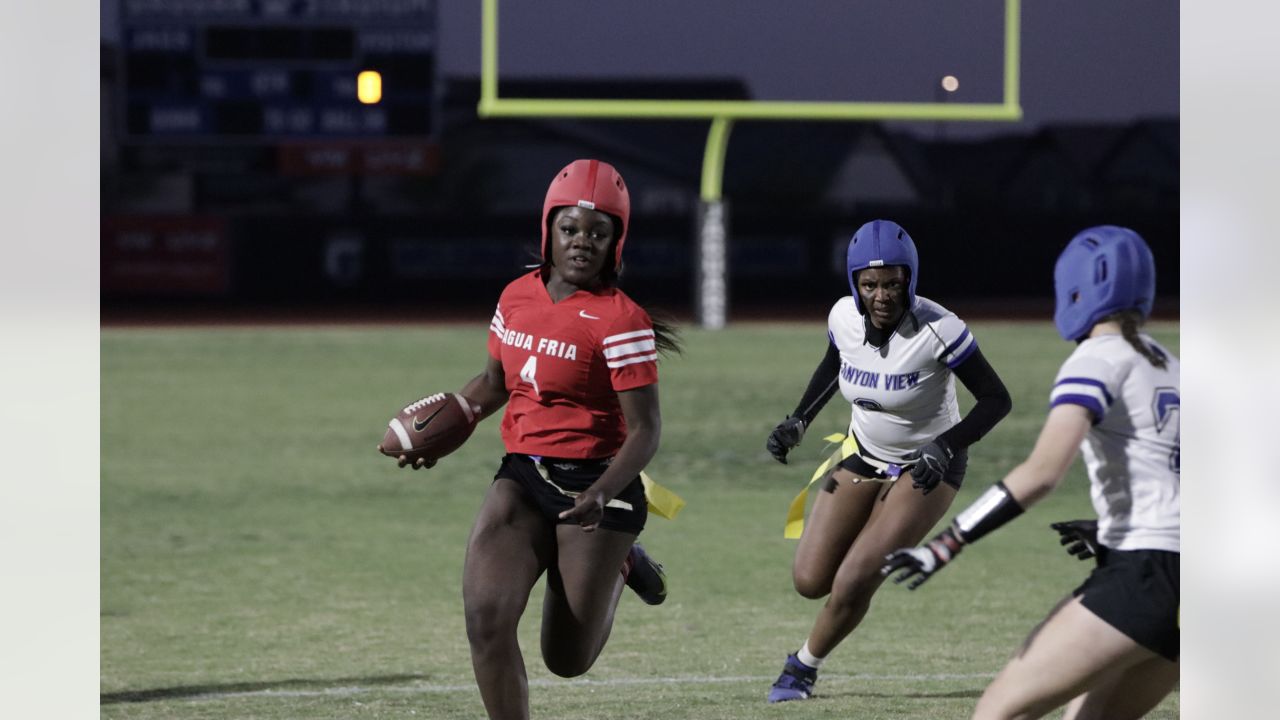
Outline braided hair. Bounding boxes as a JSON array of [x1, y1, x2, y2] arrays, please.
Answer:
[[1102, 308, 1167, 369]]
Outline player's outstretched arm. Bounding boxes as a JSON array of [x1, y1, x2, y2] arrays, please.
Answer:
[[997, 404, 1092, 506], [881, 404, 1092, 588]]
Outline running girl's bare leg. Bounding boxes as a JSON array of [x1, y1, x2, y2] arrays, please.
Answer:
[[538, 524, 635, 677], [462, 478, 555, 720], [791, 470, 880, 599], [972, 596, 1174, 720], [806, 476, 958, 657], [1061, 653, 1178, 719]]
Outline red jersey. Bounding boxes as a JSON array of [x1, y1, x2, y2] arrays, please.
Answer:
[[487, 270, 659, 459]]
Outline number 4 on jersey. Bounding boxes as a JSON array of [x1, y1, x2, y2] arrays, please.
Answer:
[[520, 355, 541, 397]]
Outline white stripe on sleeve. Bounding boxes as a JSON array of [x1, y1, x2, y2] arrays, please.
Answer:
[[604, 329, 655, 345], [1050, 382, 1110, 407], [607, 353, 659, 369], [603, 339, 657, 359]]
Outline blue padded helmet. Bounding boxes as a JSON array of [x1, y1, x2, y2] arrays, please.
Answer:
[[846, 220, 919, 314], [1053, 225, 1155, 341]]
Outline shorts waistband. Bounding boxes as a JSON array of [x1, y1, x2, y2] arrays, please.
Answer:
[[519, 454, 614, 471]]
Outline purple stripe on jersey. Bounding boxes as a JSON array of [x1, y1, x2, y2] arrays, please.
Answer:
[[945, 340, 979, 369], [828, 330, 835, 346], [1051, 394, 1105, 424], [1054, 376, 1114, 405], [940, 328, 972, 360]]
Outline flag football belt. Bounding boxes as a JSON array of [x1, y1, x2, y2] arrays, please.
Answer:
[[530, 457, 686, 521], [784, 433, 911, 539]]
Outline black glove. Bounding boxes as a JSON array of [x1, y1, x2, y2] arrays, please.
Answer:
[[765, 416, 806, 464], [908, 437, 954, 494], [1050, 519, 1105, 563], [881, 526, 964, 590]]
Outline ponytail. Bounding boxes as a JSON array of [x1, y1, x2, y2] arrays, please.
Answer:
[[649, 312, 684, 357], [1105, 309, 1167, 369]]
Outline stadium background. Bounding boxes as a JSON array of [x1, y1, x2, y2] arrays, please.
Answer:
[[99, 0, 1177, 324]]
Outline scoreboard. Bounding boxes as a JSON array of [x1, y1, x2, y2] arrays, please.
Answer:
[[120, 0, 437, 140]]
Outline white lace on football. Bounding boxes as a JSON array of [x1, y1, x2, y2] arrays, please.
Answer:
[[403, 393, 446, 413]]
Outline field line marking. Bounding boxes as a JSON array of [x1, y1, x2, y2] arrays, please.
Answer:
[[174, 672, 997, 703]]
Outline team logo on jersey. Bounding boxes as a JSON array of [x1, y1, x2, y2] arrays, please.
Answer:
[[853, 398, 884, 412], [840, 361, 921, 391], [500, 329, 580, 360]]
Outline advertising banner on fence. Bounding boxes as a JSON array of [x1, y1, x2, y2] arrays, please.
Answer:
[[101, 215, 230, 295]]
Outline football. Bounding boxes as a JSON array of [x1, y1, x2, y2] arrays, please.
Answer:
[[379, 392, 479, 463]]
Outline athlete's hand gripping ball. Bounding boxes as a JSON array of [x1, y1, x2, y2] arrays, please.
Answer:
[[766, 416, 807, 464], [1050, 519, 1104, 562], [907, 438, 954, 494], [881, 527, 963, 590], [394, 455, 436, 470]]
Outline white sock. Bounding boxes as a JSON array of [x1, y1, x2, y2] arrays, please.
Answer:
[[796, 642, 825, 669]]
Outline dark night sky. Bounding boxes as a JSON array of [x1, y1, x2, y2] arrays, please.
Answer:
[[102, 0, 1178, 137], [440, 0, 1178, 137]]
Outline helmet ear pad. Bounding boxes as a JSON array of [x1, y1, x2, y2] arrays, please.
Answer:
[[1052, 225, 1156, 341], [540, 159, 630, 270], [846, 220, 919, 314]]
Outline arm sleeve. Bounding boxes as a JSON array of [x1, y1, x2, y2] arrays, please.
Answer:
[[937, 347, 1012, 450], [790, 340, 842, 426]]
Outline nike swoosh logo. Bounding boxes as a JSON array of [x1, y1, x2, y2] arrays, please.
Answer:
[[579, 310, 600, 320], [412, 404, 446, 432]]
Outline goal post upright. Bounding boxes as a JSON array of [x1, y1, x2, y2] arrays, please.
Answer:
[[478, 0, 1023, 328]]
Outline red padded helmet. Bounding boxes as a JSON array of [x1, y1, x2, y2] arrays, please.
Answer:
[[541, 159, 630, 268]]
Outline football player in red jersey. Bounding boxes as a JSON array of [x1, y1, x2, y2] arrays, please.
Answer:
[[388, 159, 679, 720]]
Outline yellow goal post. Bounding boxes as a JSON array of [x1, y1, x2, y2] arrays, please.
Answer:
[[478, 0, 1023, 327]]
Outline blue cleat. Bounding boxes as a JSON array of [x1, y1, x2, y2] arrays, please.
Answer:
[[624, 544, 667, 606], [767, 653, 818, 703]]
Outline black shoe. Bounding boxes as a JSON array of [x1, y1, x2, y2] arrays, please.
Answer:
[[625, 544, 667, 605]]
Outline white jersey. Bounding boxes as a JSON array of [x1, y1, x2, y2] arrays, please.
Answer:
[[827, 295, 978, 463], [1050, 334, 1180, 553]]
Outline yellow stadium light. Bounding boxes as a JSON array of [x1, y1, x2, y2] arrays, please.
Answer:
[[357, 71, 382, 104]]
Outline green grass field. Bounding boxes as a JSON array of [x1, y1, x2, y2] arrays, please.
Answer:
[[101, 321, 1179, 719]]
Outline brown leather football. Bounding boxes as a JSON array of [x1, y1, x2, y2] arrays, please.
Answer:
[[379, 393, 478, 463]]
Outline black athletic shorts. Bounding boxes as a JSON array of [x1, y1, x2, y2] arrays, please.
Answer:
[[1073, 548, 1180, 661], [836, 444, 968, 490], [494, 453, 647, 535]]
